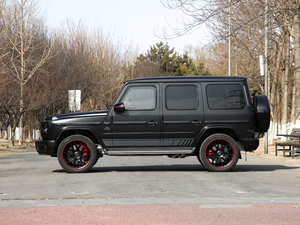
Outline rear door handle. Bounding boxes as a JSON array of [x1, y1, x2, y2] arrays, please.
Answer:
[[192, 120, 200, 124], [148, 121, 157, 125]]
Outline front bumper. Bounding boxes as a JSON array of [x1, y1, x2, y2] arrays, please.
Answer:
[[35, 139, 57, 156]]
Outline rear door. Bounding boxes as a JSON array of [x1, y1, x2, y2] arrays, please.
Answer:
[[162, 83, 204, 148]]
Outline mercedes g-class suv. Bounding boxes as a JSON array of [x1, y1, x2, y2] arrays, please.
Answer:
[[36, 76, 270, 172]]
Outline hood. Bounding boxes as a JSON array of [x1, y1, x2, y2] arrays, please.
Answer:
[[45, 110, 108, 121]]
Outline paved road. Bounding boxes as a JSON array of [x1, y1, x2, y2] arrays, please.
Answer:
[[1, 151, 300, 200], [1, 151, 300, 224]]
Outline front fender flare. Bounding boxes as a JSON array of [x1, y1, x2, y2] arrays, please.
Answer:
[[55, 126, 106, 149]]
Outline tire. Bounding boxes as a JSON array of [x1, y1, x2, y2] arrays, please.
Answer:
[[57, 135, 97, 173], [196, 155, 203, 166], [93, 156, 99, 166], [199, 134, 239, 172]]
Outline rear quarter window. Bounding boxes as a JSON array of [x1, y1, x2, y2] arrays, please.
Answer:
[[206, 84, 245, 110]]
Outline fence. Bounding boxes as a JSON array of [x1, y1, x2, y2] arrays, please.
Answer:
[[1, 128, 41, 140]]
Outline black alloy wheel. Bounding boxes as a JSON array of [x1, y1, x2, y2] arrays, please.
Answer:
[[57, 135, 97, 173], [199, 134, 239, 172]]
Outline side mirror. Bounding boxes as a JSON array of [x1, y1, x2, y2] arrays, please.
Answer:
[[114, 102, 125, 113]]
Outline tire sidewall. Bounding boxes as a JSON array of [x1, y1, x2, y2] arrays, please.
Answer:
[[199, 133, 239, 172], [57, 135, 97, 173], [196, 155, 203, 166]]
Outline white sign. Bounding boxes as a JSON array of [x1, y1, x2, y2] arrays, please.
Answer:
[[259, 55, 264, 76], [68, 90, 81, 112]]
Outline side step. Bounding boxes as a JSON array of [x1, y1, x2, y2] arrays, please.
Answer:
[[105, 148, 195, 156]]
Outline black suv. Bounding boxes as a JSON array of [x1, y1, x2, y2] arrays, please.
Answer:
[[36, 76, 270, 172]]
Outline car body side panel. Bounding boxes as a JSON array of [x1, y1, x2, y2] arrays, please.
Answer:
[[110, 83, 161, 148], [162, 83, 204, 148]]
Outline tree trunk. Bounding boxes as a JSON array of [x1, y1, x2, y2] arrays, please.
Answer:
[[10, 118, 18, 146], [282, 31, 290, 134], [19, 5, 24, 145], [293, 14, 300, 126], [270, 41, 283, 126], [19, 82, 24, 145]]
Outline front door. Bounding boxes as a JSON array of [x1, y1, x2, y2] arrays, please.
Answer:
[[112, 84, 160, 147], [162, 83, 204, 148]]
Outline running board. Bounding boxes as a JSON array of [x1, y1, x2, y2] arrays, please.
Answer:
[[105, 148, 195, 156]]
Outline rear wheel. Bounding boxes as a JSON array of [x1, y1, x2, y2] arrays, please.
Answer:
[[57, 135, 97, 173], [199, 134, 239, 172]]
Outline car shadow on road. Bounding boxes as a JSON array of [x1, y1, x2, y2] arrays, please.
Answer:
[[52, 164, 300, 173], [53, 164, 205, 173], [233, 164, 300, 172]]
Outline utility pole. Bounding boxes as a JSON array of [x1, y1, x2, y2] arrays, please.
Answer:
[[264, 0, 269, 154], [235, 44, 238, 76]]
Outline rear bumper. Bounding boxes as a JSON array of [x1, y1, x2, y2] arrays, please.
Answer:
[[241, 138, 259, 151], [35, 139, 57, 156]]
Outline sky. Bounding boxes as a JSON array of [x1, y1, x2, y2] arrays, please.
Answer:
[[38, 0, 210, 54]]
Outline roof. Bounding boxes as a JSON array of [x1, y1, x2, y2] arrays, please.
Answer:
[[126, 76, 247, 84]]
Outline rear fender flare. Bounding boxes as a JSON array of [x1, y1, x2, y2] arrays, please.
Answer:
[[194, 125, 241, 150]]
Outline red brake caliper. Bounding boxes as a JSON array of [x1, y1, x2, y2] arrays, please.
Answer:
[[208, 149, 214, 157], [82, 145, 88, 161]]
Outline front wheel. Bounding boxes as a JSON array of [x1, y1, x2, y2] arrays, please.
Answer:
[[199, 134, 239, 172], [57, 135, 97, 173]]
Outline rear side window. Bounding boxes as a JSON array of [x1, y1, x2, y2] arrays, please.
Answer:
[[166, 85, 198, 110], [206, 84, 245, 109]]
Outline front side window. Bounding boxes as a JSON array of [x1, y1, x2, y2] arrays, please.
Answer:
[[121, 86, 156, 110], [166, 85, 198, 110], [206, 84, 245, 109]]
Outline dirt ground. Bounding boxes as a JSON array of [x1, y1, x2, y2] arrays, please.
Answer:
[[0, 138, 299, 165], [0, 139, 35, 157], [253, 138, 300, 165]]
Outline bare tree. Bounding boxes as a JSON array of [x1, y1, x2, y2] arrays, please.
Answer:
[[161, 0, 300, 140], [275, 1, 300, 126], [1, 1, 140, 143], [0, 0, 22, 68], [48, 21, 136, 112], [2, 0, 55, 144]]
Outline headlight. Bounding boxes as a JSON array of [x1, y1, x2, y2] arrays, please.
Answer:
[[41, 122, 48, 134]]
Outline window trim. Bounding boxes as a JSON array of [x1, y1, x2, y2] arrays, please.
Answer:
[[165, 84, 199, 110]]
